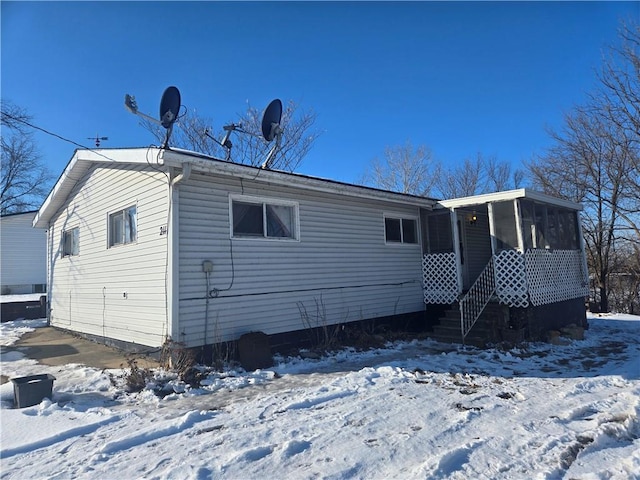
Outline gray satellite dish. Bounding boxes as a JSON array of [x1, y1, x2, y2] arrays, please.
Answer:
[[124, 85, 182, 148], [261, 99, 282, 142], [260, 99, 283, 169], [160, 86, 181, 129]]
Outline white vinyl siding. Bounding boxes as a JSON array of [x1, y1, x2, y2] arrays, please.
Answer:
[[177, 172, 424, 347], [47, 165, 169, 347], [0, 212, 47, 294]]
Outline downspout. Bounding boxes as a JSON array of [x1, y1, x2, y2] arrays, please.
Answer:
[[166, 163, 192, 345], [171, 163, 192, 187], [46, 222, 54, 326]]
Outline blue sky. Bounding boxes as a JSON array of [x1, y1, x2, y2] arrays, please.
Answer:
[[2, 1, 638, 186]]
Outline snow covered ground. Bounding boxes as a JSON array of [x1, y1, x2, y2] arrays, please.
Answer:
[[0, 293, 46, 304], [1, 313, 639, 480]]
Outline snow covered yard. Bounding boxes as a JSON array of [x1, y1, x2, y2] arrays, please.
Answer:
[[1, 313, 639, 480]]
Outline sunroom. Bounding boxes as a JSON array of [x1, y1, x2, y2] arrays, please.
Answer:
[[420, 189, 590, 343]]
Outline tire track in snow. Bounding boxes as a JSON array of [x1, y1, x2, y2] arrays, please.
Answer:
[[95, 410, 217, 457], [279, 389, 357, 412], [0, 415, 121, 459]]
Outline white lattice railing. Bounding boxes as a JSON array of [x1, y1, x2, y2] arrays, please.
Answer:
[[459, 258, 495, 341], [422, 252, 459, 304], [423, 248, 588, 338], [494, 250, 530, 308], [525, 249, 589, 306]]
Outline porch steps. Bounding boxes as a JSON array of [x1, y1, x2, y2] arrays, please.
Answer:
[[430, 302, 503, 348]]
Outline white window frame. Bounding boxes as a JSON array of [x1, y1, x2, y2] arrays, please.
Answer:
[[108, 205, 137, 247], [384, 214, 419, 245], [229, 194, 300, 241], [62, 227, 79, 257]]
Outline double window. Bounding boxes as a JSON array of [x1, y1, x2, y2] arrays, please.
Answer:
[[384, 216, 418, 244], [62, 227, 79, 257], [231, 196, 298, 240], [109, 205, 137, 247]]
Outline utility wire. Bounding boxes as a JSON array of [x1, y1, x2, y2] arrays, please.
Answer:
[[1, 110, 118, 163]]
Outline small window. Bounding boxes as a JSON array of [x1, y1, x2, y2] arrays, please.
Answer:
[[109, 206, 137, 247], [231, 197, 297, 240], [385, 216, 418, 244], [62, 227, 79, 257]]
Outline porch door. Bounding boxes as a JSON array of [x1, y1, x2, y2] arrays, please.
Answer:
[[457, 211, 492, 290]]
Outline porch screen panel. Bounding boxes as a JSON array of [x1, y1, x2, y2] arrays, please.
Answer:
[[520, 200, 535, 250], [426, 213, 453, 253], [492, 201, 518, 251]]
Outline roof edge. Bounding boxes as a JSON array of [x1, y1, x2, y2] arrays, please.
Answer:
[[436, 188, 583, 211]]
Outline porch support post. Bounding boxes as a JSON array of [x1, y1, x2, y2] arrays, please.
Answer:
[[487, 202, 497, 256], [450, 208, 463, 296], [514, 199, 525, 253]]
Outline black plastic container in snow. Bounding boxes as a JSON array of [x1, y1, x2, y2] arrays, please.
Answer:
[[11, 374, 56, 408]]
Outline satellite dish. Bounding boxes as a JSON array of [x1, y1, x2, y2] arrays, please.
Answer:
[[124, 85, 182, 149], [260, 99, 284, 170], [159, 86, 181, 129], [261, 99, 283, 142]]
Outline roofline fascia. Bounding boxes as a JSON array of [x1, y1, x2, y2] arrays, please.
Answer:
[[33, 148, 167, 228], [435, 188, 583, 211], [160, 149, 436, 208]]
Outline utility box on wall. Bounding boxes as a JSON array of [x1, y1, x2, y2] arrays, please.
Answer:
[[11, 374, 56, 408]]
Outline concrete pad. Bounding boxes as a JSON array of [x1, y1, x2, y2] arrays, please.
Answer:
[[1, 327, 159, 384]]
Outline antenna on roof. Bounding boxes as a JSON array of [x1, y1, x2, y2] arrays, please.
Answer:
[[203, 99, 283, 167], [124, 86, 181, 148], [87, 134, 108, 148]]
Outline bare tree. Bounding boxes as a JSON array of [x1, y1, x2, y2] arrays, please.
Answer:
[[1, 102, 53, 214], [141, 100, 321, 172], [528, 103, 637, 313], [434, 155, 486, 199], [595, 21, 640, 240], [362, 144, 523, 199], [486, 155, 525, 192], [528, 21, 640, 314], [608, 241, 640, 314], [362, 141, 438, 195], [434, 153, 523, 198], [598, 21, 640, 140]]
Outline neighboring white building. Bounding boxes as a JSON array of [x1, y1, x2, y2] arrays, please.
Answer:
[[33, 148, 433, 349], [1, 211, 47, 295]]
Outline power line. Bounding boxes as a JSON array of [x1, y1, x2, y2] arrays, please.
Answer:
[[1, 110, 117, 162]]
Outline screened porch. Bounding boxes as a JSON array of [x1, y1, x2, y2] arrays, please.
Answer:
[[420, 189, 590, 340]]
